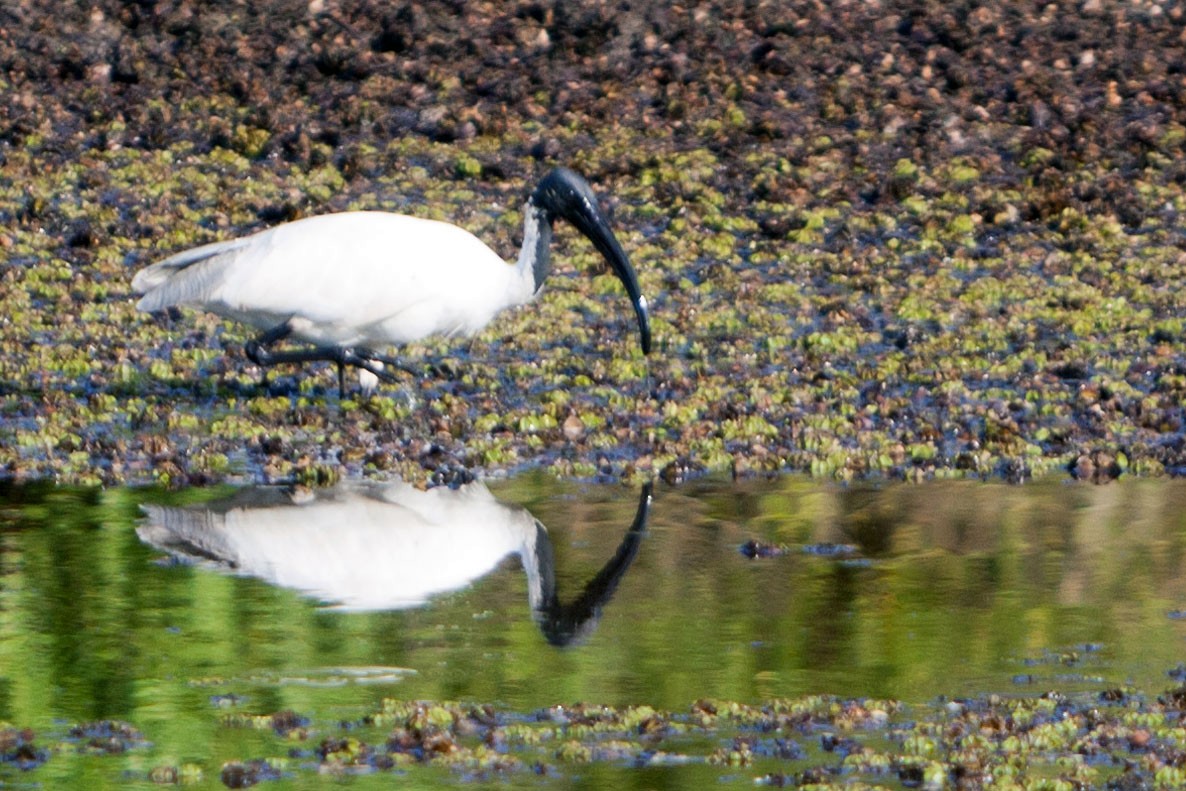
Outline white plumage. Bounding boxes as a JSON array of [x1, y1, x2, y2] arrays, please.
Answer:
[[134, 213, 533, 348]]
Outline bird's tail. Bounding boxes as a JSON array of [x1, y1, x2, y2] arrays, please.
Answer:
[[132, 237, 248, 310]]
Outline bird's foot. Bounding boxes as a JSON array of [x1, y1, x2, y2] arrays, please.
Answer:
[[358, 350, 453, 380], [245, 323, 295, 367], [244, 339, 271, 367], [242, 335, 414, 399], [341, 350, 400, 383]]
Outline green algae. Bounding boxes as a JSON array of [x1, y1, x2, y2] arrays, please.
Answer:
[[1, 4, 1186, 486], [15, 690, 1186, 788]]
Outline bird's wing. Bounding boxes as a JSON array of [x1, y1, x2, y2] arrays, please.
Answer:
[[131, 236, 252, 300], [133, 212, 517, 344]]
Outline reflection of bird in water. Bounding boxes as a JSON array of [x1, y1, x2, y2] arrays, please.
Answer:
[[138, 480, 651, 646]]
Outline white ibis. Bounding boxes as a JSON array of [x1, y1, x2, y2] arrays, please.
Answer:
[[138, 480, 652, 645], [132, 168, 651, 395]]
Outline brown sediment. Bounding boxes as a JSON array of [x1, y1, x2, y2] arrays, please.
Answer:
[[0, 2, 1184, 486]]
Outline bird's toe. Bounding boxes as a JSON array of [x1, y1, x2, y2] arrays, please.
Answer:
[[357, 366, 381, 396]]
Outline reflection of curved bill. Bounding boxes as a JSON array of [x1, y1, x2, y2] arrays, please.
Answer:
[[137, 480, 652, 646]]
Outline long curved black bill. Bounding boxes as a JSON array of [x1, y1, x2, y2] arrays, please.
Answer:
[[533, 168, 652, 354]]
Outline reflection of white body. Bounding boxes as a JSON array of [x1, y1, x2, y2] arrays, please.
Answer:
[[138, 481, 542, 612]]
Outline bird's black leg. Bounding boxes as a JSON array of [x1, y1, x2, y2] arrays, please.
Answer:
[[244, 324, 294, 391], [358, 350, 453, 379], [252, 345, 400, 396], [332, 349, 398, 381], [244, 323, 294, 368], [244, 326, 404, 397]]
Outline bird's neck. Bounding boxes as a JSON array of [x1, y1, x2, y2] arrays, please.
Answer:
[[515, 202, 554, 295], [523, 520, 557, 617]]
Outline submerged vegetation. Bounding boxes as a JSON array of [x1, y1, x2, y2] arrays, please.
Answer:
[[14, 691, 1186, 788], [2, 1, 1186, 485]]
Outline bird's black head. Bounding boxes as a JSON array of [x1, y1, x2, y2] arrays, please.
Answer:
[[530, 168, 651, 355]]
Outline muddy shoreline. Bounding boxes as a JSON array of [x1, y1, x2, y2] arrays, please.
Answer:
[[2, 1, 1185, 486]]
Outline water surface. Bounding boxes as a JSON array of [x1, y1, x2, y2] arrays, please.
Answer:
[[2, 475, 1185, 787]]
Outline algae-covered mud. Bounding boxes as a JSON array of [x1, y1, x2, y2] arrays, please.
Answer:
[[3, 476, 1186, 788], [2, 1, 1186, 485]]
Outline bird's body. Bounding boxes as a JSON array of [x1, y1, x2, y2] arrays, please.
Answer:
[[134, 212, 534, 348], [132, 168, 650, 394]]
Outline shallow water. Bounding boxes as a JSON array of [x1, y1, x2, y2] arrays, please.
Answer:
[[2, 474, 1186, 787]]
